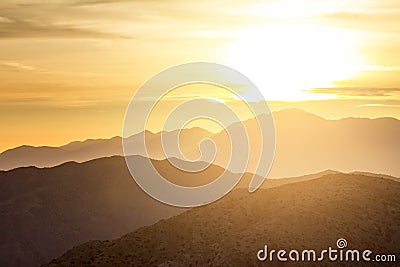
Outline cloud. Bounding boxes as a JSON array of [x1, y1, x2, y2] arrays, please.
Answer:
[[0, 61, 40, 72], [0, 91, 117, 109], [356, 103, 400, 108], [320, 9, 400, 33], [8, 0, 399, 42], [0, 0, 259, 40], [0, 16, 14, 23], [0, 18, 125, 39], [322, 11, 361, 20], [360, 65, 400, 71], [307, 87, 400, 98], [70, 0, 136, 5]]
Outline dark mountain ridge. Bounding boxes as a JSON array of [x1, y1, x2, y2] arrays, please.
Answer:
[[43, 172, 400, 266]]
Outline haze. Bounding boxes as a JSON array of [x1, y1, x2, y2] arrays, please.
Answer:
[[1, 0, 400, 152]]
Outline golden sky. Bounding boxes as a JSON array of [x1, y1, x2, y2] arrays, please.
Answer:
[[1, 0, 400, 152]]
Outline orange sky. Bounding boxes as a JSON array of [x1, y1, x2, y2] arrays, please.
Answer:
[[0, 0, 400, 152]]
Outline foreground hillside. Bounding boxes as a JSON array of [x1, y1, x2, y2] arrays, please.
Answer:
[[45, 173, 400, 266], [0, 156, 185, 267], [1, 155, 321, 267]]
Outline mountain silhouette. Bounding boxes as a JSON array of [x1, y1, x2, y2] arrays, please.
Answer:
[[43, 172, 400, 267], [217, 108, 400, 177], [0, 137, 123, 171], [0, 128, 212, 171], [1, 109, 398, 178]]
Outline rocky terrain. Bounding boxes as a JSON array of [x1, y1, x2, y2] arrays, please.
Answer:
[[44, 173, 400, 266]]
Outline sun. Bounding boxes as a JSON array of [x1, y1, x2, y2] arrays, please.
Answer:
[[222, 24, 363, 101]]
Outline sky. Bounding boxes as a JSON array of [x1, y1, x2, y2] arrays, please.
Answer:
[[1, 0, 400, 152]]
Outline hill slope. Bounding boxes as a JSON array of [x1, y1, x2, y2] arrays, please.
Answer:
[[0, 155, 357, 267], [0, 156, 185, 267], [0, 155, 289, 267], [44, 173, 400, 266]]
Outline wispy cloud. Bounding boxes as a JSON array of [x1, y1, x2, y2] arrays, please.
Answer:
[[0, 18, 125, 39], [0, 16, 14, 23], [0, 0, 261, 40], [356, 103, 400, 108], [0, 93, 116, 109], [1, 0, 398, 43], [360, 65, 400, 71], [0, 61, 106, 78], [70, 0, 137, 6], [322, 11, 361, 20], [0, 61, 37, 71], [320, 8, 400, 33], [307, 87, 400, 98]]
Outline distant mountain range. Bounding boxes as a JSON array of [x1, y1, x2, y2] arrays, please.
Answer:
[[0, 128, 211, 171], [43, 172, 400, 267], [0, 155, 350, 267], [1, 109, 399, 178]]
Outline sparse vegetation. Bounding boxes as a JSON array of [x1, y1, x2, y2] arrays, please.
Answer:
[[42, 173, 399, 267]]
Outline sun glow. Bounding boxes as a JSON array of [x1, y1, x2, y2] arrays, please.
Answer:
[[223, 24, 363, 101]]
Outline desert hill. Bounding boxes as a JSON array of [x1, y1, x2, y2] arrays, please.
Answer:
[[0, 154, 315, 267], [44, 172, 400, 266], [0, 156, 186, 267], [0, 154, 370, 267]]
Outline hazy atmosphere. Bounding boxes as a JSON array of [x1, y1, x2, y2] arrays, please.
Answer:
[[1, 0, 400, 152], [1, 1, 399, 266]]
